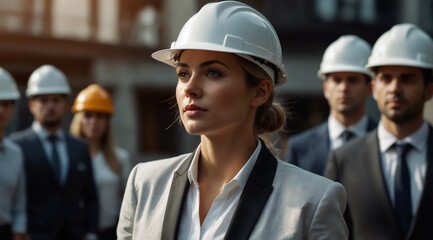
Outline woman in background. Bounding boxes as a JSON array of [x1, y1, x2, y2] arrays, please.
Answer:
[[70, 84, 131, 240]]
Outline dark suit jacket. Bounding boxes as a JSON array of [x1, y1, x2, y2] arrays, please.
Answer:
[[285, 117, 377, 175], [10, 128, 98, 240], [325, 126, 433, 240]]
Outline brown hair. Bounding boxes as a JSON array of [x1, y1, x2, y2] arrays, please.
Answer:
[[236, 55, 287, 155], [70, 111, 121, 175]]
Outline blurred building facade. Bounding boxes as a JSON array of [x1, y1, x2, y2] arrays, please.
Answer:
[[1, 0, 432, 163]]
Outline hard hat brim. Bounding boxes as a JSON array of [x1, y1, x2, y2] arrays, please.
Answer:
[[366, 57, 433, 71], [151, 44, 288, 86], [318, 65, 372, 80], [26, 87, 70, 98], [0, 92, 20, 100]]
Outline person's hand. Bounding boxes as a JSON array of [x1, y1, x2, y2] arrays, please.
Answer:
[[13, 233, 31, 240]]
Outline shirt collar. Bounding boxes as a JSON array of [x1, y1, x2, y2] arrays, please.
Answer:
[[328, 114, 368, 140], [378, 121, 429, 153], [187, 138, 262, 190], [32, 121, 65, 142]]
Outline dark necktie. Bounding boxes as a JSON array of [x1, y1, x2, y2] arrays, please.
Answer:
[[340, 130, 355, 143], [394, 143, 412, 235], [47, 135, 61, 183]]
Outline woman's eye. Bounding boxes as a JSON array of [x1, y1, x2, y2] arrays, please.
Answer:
[[177, 71, 190, 80], [207, 70, 221, 78]]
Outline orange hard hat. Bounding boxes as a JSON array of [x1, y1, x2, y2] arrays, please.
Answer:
[[72, 84, 114, 114]]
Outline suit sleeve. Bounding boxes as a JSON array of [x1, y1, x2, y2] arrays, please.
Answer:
[[307, 182, 349, 240], [117, 164, 139, 240], [82, 145, 99, 235]]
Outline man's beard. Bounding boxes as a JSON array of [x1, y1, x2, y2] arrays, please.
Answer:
[[384, 105, 423, 124], [383, 95, 425, 124], [42, 118, 62, 128]]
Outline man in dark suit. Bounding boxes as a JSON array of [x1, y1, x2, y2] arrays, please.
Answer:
[[285, 35, 377, 175], [325, 23, 433, 239], [10, 65, 98, 240]]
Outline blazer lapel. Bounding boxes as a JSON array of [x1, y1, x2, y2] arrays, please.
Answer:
[[161, 153, 193, 240], [365, 130, 403, 234], [63, 134, 79, 188], [224, 141, 277, 240], [408, 125, 433, 239], [29, 129, 61, 185]]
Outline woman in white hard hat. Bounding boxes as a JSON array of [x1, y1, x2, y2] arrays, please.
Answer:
[[117, 1, 348, 239], [70, 84, 131, 240]]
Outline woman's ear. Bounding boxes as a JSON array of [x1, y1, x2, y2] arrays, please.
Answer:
[[251, 79, 272, 107]]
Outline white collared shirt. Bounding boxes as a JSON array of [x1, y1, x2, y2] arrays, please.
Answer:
[[378, 122, 428, 215], [328, 114, 369, 150], [178, 139, 261, 240], [32, 121, 69, 185], [92, 148, 131, 229]]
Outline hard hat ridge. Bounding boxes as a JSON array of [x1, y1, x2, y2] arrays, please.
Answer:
[[366, 23, 433, 71], [26, 64, 71, 97], [72, 84, 114, 115], [318, 35, 372, 80]]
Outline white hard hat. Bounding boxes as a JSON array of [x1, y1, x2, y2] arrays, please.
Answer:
[[26, 64, 71, 97], [0, 68, 20, 100], [366, 23, 433, 71], [151, 1, 287, 86], [318, 35, 372, 80]]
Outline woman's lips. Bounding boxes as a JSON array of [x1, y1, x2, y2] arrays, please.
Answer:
[[184, 104, 207, 117]]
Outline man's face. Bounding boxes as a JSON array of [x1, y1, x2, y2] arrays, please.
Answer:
[[0, 100, 15, 133], [323, 72, 371, 116], [29, 94, 68, 129], [373, 66, 433, 124]]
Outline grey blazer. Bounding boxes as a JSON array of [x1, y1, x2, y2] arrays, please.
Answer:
[[117, 143, 348, 240], [325, 127, 433, 240]]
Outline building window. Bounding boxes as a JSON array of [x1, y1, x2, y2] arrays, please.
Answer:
[[135, 87, 183, 154], [315, 0, 377, 24], [135, 6, 159, 47]]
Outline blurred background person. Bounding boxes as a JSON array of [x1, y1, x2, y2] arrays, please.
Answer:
[[0, 68, 27, 240], [70, 84, 131, 240], [285, 35, 377, 175], [10, 65, 98, 240], [326, 23, 433, 239]]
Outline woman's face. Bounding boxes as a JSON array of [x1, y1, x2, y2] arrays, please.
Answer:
[[80, 111, 109, 141], [176, 50, 258, 137]]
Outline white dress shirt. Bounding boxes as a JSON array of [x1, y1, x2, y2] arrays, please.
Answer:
[[178, 139, 261, 240], [0, 138, 27, 233], [378, 122, 428, 215], [32, 121, 69, 185], [92, 148, 131, 229], [328, 114, 369, 150]]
